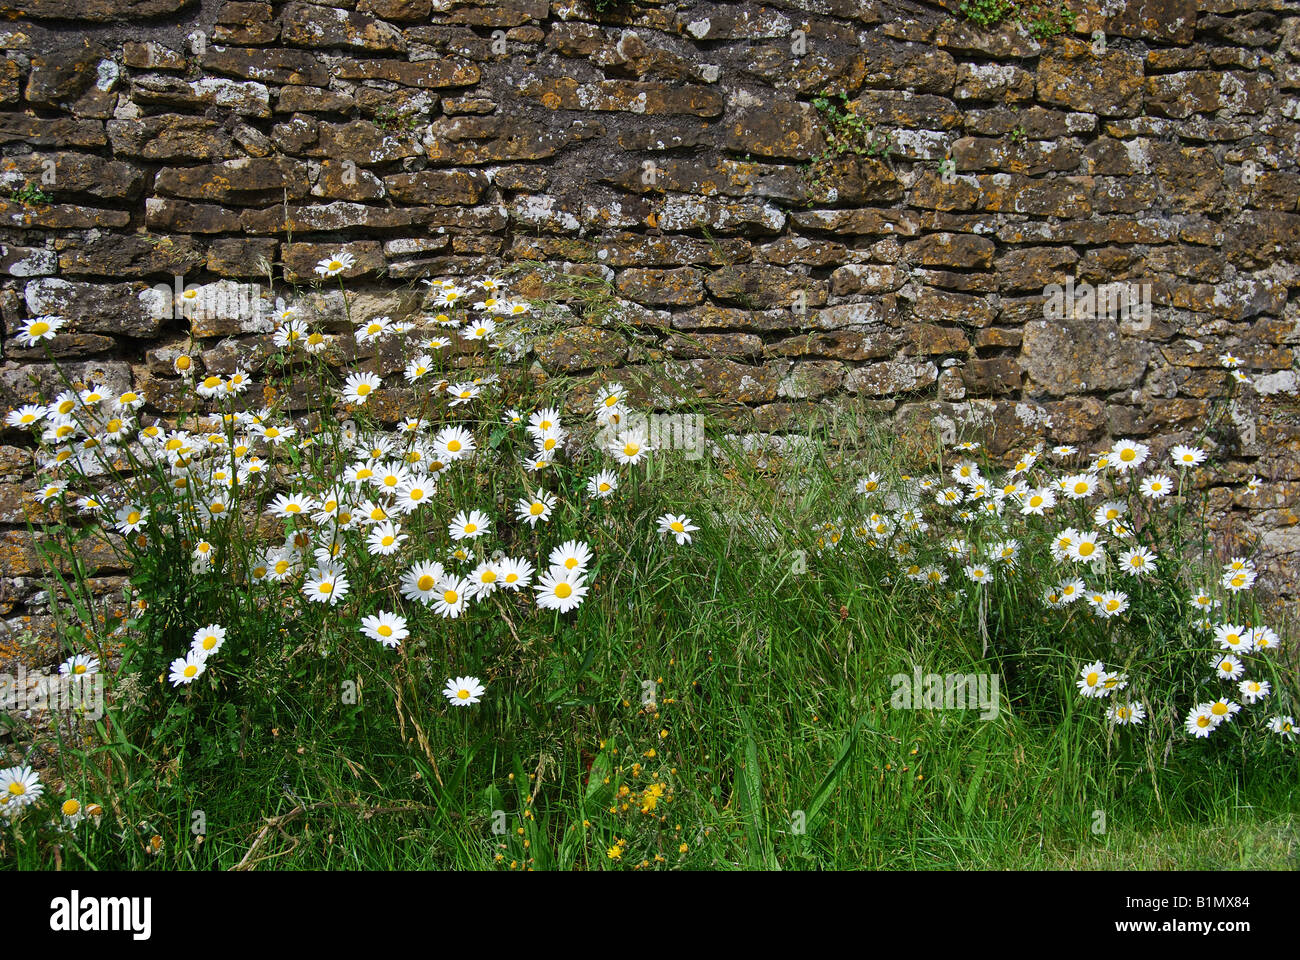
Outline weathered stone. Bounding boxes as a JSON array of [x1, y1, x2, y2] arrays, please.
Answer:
[[0, 0, 193, 20], [335, 57, 479, 88], [907, 233, 994, 269], [108, 115, 238, 161], [533, 326, 628, 373], [655, 196, 785, 234], [1021, 319, 1150, 396], [1037, 39, 1144, 117], [130, 75, 271, 117], [24, 279, 161, 338], [283, 241, 385, 281], [0, 115, 105, 148], [56, 235, 204, 278], [616, 267, 704, 306], [953, 62, 1034, 102], [206, 238, 278, 277], [723, 102, 824, 160], [202, 47, 329, 87], [518, 77, 724, 116], [384, 169, 487, 205], [845, 358, 938, 397], [705, 265, 822, 308], [154, 158, 312, 206], [281, 3, 407, 52]]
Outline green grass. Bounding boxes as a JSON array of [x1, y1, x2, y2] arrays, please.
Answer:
[[3, 273, 1296, 871]]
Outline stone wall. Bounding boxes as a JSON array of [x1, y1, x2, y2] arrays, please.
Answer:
[[1, 0, 1299, 621]]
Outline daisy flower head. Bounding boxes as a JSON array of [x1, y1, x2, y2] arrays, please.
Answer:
[[269, 492, 315, 520], [534, 568, 589, 613], [366, 520, 408, 557], [114, 504, 149, 535], [394, 475, 434, 514], [1110, 439, 1150, 473], [595, 382, 626, 413], [1170, 444, 1207, 468], [1076, 661, 1111, 699], [446, 382, 481, 406], [361, 610, 408, 648], [18, 314, 66, 346], [857, 472, 882, 495], [516, 489, 557, 527], [6, 404, 47, 429], [400, 560, 446, 605], [1020, 487, 1055, 515], [1212, 654, 1245, 681], [587, 470, 619, 499], [190, 624, 227, 657], [1097, 590, 1130, 618], [1218, 353, 1243, 369], [1118, 546, 1157, 577], [657, 513, 699, 545], [404, 354, 434, 383], [1207, 698, 1241, 723], [169, 650, 208, 687], [315, 251, 356, 277], [0, 765, 43, 810], [448, 509, 490, 541], [342, 371, 382, 405], [1066, 530, 1104, 564], [1057, 578, 1086, 604], [444, 675, 485, 707], [59, 654, 100, 677], [1213, 623, 1252, 653], [549, 540, 593, 577], [609, 429, 652, 466], [1139, 473, 1174, 499], [303, 564, 350, 605], [468, 560, 502, 598], [461, 317, 497, 341], [1107, 701, 1146, 726], [964, 564, 993, 584], [1061, 473, 1097, 500], [1185, 703, 1219, 738], [433, 577, 471, 619], [1221, 567, 1256, 593], [1267, 716, 1296, 739], [497, 556, 535, 590], [1238, 679, 1270, 704], [435, 425, 476, 461], [1246, 625, 1280, 651]]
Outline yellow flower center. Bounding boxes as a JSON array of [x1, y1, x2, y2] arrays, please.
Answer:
[[530, 502, 545, 516], [184, 665, 197, 678], [443, 590, 459, 604], [555, 583, 572, 599], [378, 625, 392, 637], [29, 321, 50, 336], [417, 575, 434, 591]]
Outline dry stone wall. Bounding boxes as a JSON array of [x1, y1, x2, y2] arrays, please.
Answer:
[[1, 0, 1299, 623]]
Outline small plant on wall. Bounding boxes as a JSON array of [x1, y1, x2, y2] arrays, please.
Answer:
[[958, 0, 1078, 40], [800, 91, 894, 206]]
